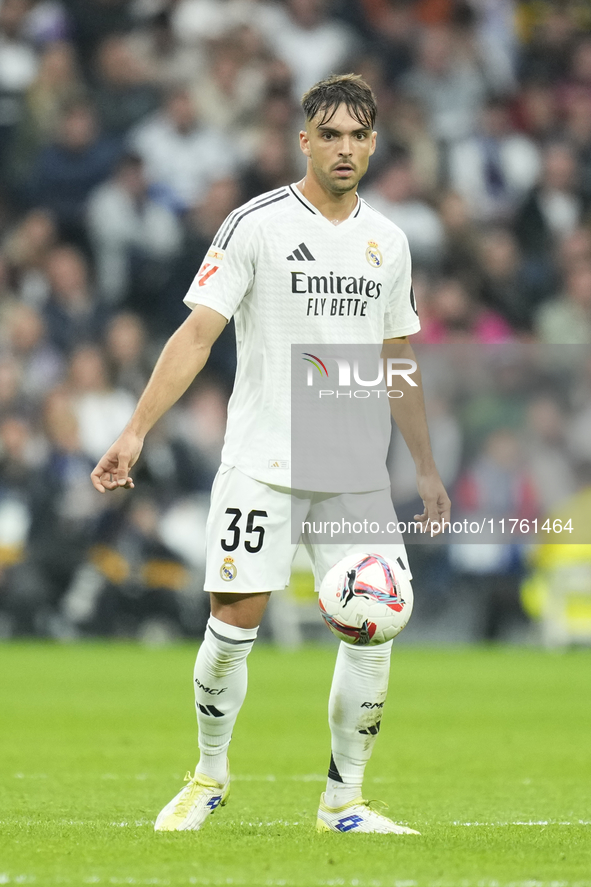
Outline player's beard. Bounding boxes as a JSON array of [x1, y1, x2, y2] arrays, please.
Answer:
[[313, 160, 361, 196]]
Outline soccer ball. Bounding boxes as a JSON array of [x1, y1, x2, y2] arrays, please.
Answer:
[[318, 552, 413, 645]]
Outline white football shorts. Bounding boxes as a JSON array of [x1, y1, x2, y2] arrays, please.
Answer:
[[204, 464, 412, 594]]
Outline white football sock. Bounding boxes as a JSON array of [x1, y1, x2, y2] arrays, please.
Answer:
[[324, 640, 393, 808], [194, 614, 258, 783]]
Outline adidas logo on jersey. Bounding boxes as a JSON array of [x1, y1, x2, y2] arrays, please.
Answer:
[[287, 242, 315, 262]]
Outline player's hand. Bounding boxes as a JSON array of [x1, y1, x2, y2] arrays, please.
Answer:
[[90, 429, 144, 493], [414, 472, 451, 536]]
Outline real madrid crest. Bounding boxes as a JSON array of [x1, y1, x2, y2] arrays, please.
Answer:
[[365, 240, 382, 268], [220, 556, 237, 581]]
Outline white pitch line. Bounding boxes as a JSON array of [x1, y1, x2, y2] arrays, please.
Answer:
[[3, 877, 591, 887], [224, 774, 326, 782], [11, 773, 328, 782], [451, 821, 591, 827], [9, 772, 414, 784], [1, 818, 590, 830]]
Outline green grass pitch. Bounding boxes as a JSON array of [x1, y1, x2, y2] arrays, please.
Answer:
[[1, 642, 590, 887]]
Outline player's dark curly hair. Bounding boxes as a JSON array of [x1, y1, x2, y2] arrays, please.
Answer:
[[301, 74, 377, 129]]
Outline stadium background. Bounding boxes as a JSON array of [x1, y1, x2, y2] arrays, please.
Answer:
[[0, 0, 591, 645]]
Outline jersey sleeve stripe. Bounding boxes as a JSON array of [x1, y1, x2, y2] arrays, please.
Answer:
[[213, 187, 288, 248], [220, 191, 289, 250], [288, 185, 316, 214], [212, 210, 240, 248]]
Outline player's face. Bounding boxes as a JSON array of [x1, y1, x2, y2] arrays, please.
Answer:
[[300, 104, 377, 195]]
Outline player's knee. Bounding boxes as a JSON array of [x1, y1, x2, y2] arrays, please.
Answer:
[[210, 591, 270, 629]]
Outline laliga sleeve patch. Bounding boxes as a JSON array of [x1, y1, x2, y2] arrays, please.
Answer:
[[197, 262, 220, 287]]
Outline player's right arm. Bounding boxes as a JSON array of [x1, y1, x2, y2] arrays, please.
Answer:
[[90, 305, 227, 492], [92, 198, 256, 492]]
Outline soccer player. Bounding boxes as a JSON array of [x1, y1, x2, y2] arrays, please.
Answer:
[[91, 74, 451, 834]]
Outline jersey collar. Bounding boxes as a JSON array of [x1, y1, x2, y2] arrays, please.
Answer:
[[288, 184, 362, 226]]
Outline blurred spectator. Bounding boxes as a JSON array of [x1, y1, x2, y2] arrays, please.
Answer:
[[451, 428, 537, 639], [563, 86, 591, 199], [473, 0, 518, 93], [129, 85, 238, 213], [64, 0, 134, 74], [556, 226, 591, 279], [22, 1, 69, 46], [520, 469, 591, 641], [515, 141, 587, 259], [0, 0, 39, 171], [128, 8, 204, 88], [518, 5, 577, 83], [87, 152, 181, 305], [171, 0, 256, 45], [477, 226, 554, 332], [417, 276, 515, 344], [0, 412, 41, 635], [357, 3, 414, 86], [401, 24, 487, 144], [192, 36, 266, 141], [243, 80, 301, 159], [460, 350, 538, 456], [561, 33, 591, 97], [4, 302, 63, 400], [448, 96, 541, 223], [91, 34, 161, 136], [390, 392, 462, 514], [258, 77, 298, 128], [0, 253, 18, 323], [0, 356, 25, 417], [62, 494, 190, 638], [381, 95, 440, 194], [166, 176, 241, 353], [67, 343, 135, 462], [567, 356, 591, 464], [535, 260, 591, 344], [104, 311, 151, 397], [363, 155, 444, 268], [437, 190, 480, 278], [0, 191, 10, 243], [516, 81, 560, 145], [525, 394, 577, 513], [0, 411, 40, 477], [257, 0, 357, 100], [7, 40, 82, 182], [239, 128, 300, 204], [43, 244, 103, 354], [2, 207, 57, 305], [131, 414, 209, 501], [172, 379, 228, 482], [37, 388, 98, 533], [12, 387, 100, 634], [184, 174, 242, 255], [23, 98, 121, 246]]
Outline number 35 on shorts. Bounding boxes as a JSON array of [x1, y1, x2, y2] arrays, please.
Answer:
[[221, 508, 268, 554]]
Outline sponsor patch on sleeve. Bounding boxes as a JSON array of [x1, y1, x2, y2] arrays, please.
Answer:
[[197, 262, 220, 287]]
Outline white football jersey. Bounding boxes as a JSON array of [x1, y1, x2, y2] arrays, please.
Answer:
[[184, 184, 420, 488]]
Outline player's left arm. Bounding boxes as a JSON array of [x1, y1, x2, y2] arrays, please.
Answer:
[[383, 336, 451, 533]]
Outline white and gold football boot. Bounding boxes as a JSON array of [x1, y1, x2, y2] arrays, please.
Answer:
[[154, 766, 230, 832], [316, 793, 420, 835]]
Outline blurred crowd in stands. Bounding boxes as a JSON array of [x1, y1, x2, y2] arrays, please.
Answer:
[[1, 0, 591, 641]]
